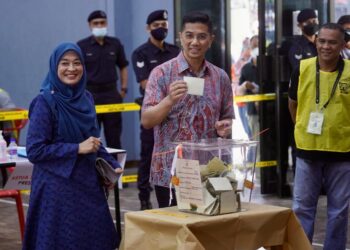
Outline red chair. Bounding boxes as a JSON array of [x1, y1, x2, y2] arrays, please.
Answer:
[[0, 109, 27, 241], [0, 189, 25, 241]]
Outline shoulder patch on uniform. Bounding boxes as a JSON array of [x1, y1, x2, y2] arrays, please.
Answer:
[[294, 54, 302, 60], [137, 61, 144, 68]]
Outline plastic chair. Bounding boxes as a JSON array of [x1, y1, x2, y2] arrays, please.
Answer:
[[0, 188, 25, 241]]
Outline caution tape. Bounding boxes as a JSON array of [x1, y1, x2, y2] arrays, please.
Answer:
[[255, 160, 277, 168], [235, 93, 276, 103], [0, 110, 28, 121], [121, 174, 138, 183], [121, 160, 277, 185], [0, 103, 141, 121], [95, 103, 140, 114]]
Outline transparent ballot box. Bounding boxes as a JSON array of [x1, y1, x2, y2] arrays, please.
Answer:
[[171, 138, 258, 216]]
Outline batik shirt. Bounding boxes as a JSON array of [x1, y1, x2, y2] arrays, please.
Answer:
[[143, 52, 234, 187]]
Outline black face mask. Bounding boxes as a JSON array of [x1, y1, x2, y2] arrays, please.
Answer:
[[302, 23, 318, 36], [150, 27, 168, 41]]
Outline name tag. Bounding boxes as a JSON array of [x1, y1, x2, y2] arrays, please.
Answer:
[[307, 112, 324, 135]]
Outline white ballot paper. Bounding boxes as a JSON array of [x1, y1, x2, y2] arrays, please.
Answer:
[[184, 76, 205, 96], [176, 158, 204, 206]]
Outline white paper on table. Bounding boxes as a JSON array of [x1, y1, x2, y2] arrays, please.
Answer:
[[176, 158, 204, 206], [184, 76, 205, 96], [4, 161, 33, 190]]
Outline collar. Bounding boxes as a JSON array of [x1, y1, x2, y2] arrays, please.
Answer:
[[89, 35, 109, 45], [147, 39, 170, 53], [177, 52, 209, 76]]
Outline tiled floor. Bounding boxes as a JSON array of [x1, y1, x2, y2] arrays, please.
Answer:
[[0, 167, 349, 250]]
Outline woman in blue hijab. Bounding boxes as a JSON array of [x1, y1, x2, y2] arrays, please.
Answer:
[[23, 42, 123, 250]]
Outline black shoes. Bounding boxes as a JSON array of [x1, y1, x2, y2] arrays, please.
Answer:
[[140, 200, 152, 210]]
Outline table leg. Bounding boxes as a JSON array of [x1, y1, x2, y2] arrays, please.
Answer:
[[114, 185, 122, 246]]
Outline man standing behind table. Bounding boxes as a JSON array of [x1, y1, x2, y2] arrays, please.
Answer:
[[132, 9, 180, 210], [288, 23, 350, 250], [78, 10, 129, 149], [141, 11, 234, 208]]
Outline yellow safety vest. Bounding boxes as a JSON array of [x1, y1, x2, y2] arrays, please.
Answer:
[[295, 57, 350, 152]]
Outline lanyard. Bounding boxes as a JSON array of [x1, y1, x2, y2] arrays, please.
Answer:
[[315, 58, 344, 110]]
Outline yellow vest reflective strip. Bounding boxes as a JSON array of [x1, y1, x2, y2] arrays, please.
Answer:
[[295, 57, 350, 152], [234, 93, 276, 103], [0, 103, 141, 121]]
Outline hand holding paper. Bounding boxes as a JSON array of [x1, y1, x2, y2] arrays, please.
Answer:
[[168, 80, 188, 104]]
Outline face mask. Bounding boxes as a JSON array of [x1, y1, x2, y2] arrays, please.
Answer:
[[302, 23, 318, 36], [150, 27, 168, 41], [92, 27, 107, 38], [250, 47, 259, 59]]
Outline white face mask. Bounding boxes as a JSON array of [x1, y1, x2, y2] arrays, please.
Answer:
[[92, 27, 107, 38], [251, 47, 259, 59]]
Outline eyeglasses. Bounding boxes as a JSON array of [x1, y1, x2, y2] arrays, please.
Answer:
[[58, 61, 82, 68], [183, 32, 210, 42]]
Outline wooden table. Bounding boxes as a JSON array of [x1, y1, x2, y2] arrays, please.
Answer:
[[122, 203, 312, 250]]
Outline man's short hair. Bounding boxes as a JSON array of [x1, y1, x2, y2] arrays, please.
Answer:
[[319, 23, 345, 40], [337, 15, 350, 26], [297, 9, 317, 23], [87, 10, 107, 22], [181, 11, 213, 34]]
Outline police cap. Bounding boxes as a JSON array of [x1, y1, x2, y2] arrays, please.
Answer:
[[88, 10, 107, 22], [147, 10, 168, 25], [297, 9, 317, 23]]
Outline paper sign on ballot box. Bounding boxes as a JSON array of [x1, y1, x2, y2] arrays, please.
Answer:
[[176, 158, 204, 206], [4, 161, 33, 190]]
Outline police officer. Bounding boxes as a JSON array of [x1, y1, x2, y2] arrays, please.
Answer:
[[78, 10, 128, 149], [131, 10, 180, 210], [288, 9, 318, 70]]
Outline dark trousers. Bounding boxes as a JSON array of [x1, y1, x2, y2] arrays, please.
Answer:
[[154, 185, 177, 208], [92, 90, 123, 149], [137, 126, 154, 201]]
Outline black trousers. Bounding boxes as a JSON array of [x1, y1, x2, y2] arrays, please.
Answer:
[[154, 185, 177, 208], [137, 126, 154, 201], [92, 90, 123, 149]]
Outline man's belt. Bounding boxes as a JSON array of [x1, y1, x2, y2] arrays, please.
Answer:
[[87, 82, 116, 93]]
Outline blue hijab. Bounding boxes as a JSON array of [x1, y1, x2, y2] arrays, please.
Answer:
[[41, 42, 99, 143]]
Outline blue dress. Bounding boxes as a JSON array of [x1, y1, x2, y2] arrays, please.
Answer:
[[23, 95, 120, 250]]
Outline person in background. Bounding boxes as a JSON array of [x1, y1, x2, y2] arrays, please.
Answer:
[[236, 35, 259, 142], [132, 9, 180, 210], [337, 15, 350, 59], [23, 43, 123, 249], [141, 11, 234, 208], [0, 88, 16, 143], [288, 8, 318, 70], [288, 23, 350, 250], [78, 10, 129, 150], [236, 38, 259, 161]]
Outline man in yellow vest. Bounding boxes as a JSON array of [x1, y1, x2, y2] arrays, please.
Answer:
[[288, 23, 350, 250]]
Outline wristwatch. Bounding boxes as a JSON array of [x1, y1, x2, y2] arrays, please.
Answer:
[[121, 87, 128, 94]]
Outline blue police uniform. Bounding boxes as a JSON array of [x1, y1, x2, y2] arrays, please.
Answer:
[[288, 35, 317, 70], [132, 40, 180, 204], [77, 36, 129, 149]]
